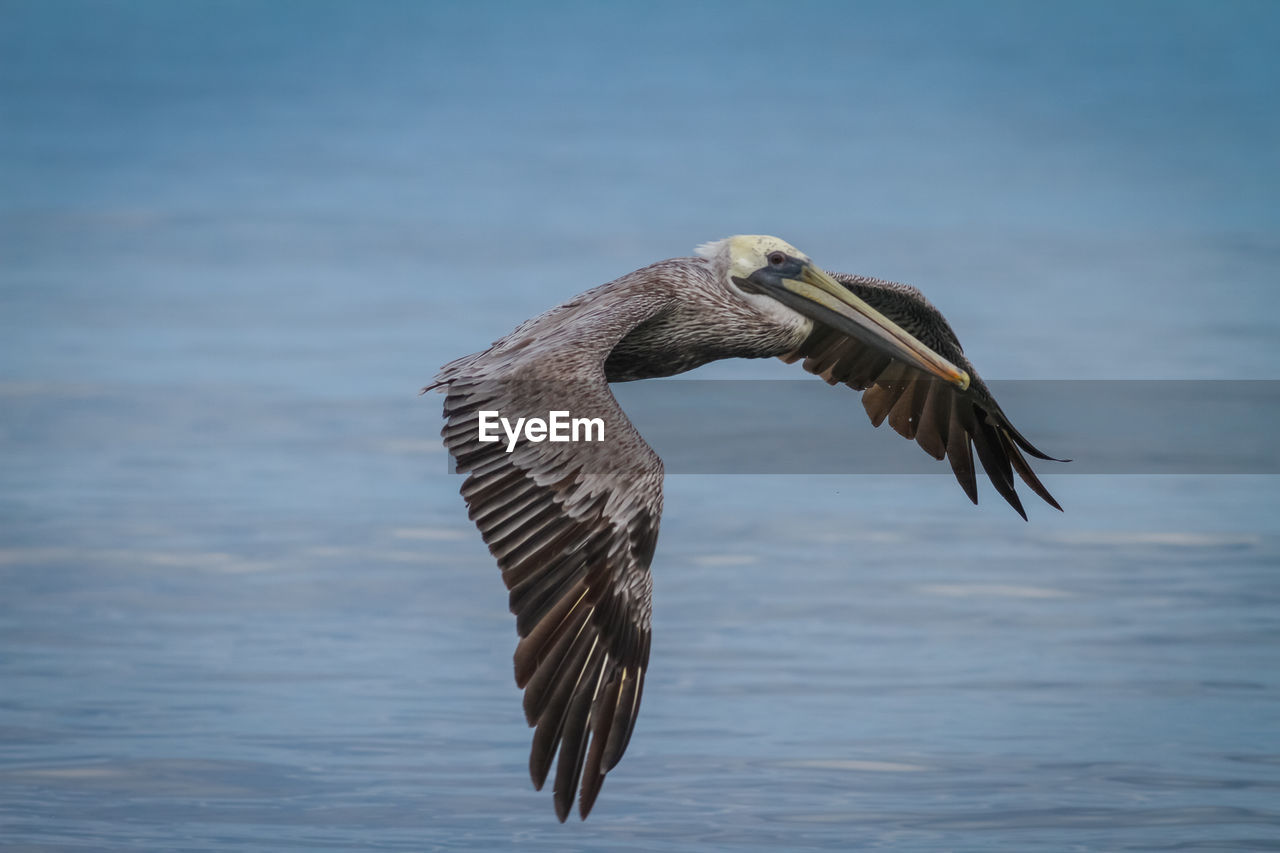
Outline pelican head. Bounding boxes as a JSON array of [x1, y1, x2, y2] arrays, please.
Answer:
[[698, 234, 970, 390]]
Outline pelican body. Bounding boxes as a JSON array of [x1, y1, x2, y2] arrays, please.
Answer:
[[428, 235, 1062, 821]]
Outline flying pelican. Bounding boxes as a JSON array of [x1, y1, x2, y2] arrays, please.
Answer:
[[427, 235, 1063, 821]]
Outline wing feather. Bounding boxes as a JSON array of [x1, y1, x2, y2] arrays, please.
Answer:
[[578, 670, 622, 816], [432, 329, 664, 821], [915, 380, 950, 460], [784, 272, 1064, 514], [947, 397, 980, 504]]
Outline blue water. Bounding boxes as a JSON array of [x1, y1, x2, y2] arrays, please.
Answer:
[[2, 2, 1279, 849]]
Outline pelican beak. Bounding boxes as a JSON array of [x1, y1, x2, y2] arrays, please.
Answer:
[[734, 260, 970, 390]]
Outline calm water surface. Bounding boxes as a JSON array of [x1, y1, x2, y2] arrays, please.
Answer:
[[2, 2, 1279, 850]]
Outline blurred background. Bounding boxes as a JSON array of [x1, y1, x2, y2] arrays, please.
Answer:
[[1, 1, 1277, 849]]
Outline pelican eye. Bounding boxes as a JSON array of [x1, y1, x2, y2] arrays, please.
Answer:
[[767, 251, 787, 266]]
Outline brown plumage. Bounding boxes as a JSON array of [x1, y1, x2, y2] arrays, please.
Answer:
[[427, 236, 1064, 821]]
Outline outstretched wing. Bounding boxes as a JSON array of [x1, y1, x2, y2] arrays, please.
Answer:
[[782, 272, 1065, 518], [433, 368, 662, 821]]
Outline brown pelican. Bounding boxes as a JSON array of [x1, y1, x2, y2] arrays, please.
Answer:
[[426, 235, 1063, 821]]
